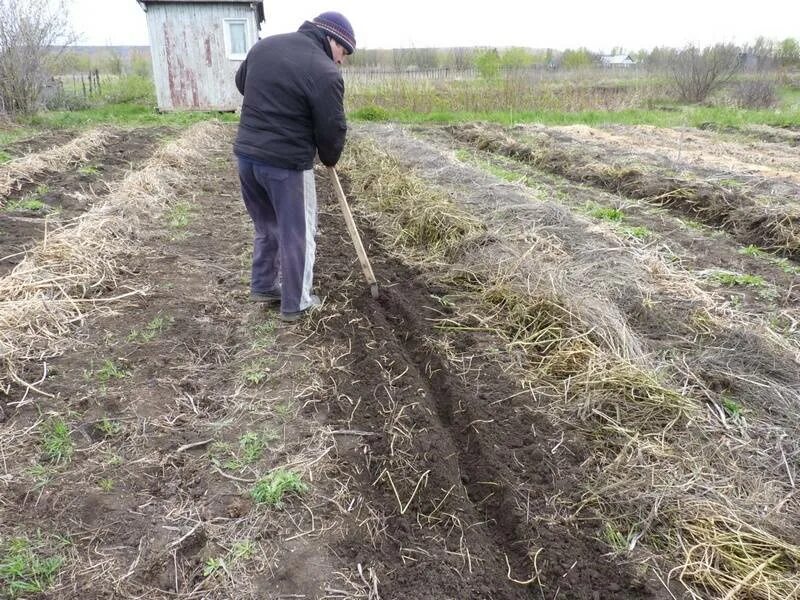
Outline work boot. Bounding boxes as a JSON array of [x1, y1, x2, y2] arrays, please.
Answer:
[[249, 290, 281, 305], [279, 295, 321, 322]]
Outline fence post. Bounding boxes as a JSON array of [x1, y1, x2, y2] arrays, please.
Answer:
[[81, 73, 86, 98], [95, 69, 101, 95]]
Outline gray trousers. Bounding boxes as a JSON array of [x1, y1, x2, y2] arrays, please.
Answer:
[[237, 156, 317, 313]]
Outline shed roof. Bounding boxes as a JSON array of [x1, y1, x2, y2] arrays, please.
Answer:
[[138, 0, 260, 3], [137, 0, 264, 22]]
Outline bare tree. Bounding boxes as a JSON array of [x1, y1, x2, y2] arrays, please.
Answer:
[[667, 44, 742, 103], [0, 0, 74, 115]]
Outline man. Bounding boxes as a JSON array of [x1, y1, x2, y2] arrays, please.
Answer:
[[233, 12, 356, 322]]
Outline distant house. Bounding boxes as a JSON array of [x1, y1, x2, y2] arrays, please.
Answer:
[[600, 54, 636, 68], [137, 0, 264, 111]]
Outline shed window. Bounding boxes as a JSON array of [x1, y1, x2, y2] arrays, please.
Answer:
[[224, 19, 249, 60]]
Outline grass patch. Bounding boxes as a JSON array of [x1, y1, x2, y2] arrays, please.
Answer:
[[41, 418, 73, 464], [350, 104, 800, 128], [23, 102, 239, 129], [0, 537, 64, 598], [251, 469, 308, 507], [0, 149, 11, 163]]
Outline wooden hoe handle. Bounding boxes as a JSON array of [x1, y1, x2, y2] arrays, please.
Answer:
[[328, 167, 379, 298]]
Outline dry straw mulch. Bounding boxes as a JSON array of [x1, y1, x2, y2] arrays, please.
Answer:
[[0, 121, 225, 403], [0, 128, 114, 202]]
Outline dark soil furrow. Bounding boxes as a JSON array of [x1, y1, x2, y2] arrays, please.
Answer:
[[313, 186, 670, 598], [448, 123, 800, 259]]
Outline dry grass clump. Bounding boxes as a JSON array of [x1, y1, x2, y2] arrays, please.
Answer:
[[449, 277, 697, 437], [448, 123, 800, 257], [0, 128, 114, 201], [340, 140, 485, 261], [0, 121, 225, 399], [674, 504, 800, 599]]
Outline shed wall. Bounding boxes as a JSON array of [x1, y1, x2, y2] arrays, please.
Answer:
[[145, 3, 258, 110]]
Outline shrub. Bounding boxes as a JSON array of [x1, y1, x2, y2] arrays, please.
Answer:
[[667, 44, 741, 103], [731, 78, 778, 108]]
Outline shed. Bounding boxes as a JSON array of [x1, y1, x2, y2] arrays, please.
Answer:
[[137, 0, 264, 111], [600, 54, 636, 68]]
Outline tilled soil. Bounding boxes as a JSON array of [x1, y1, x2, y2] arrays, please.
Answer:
[[3, 120, 797, 599], [311, 224, 673, 598]]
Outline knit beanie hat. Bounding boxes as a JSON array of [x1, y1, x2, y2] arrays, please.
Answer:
[[312, 11, 356, 55]]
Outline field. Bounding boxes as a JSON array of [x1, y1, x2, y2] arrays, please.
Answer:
[[1, 111, 799, 599]]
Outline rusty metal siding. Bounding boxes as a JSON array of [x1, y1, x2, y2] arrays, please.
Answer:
[[145, 2, 258, 111]]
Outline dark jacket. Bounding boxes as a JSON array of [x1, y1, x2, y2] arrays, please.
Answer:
[[233, 22, 346, 169]]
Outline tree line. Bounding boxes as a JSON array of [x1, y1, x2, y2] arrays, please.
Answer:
[[1, 0, 798, 115]]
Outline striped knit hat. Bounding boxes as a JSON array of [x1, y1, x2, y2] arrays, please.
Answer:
[[312, 11, 356, 55]]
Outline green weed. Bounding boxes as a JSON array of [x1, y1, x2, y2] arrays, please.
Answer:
[[709, 271, 766, 287], [0, 150, 12, 163], [3, 198, 46, 212], [739, 244, 766, 257], [739, 245, 800, 275], [94, 418, 122, 438], [78, 165, 100, 176], [128, 314, 172, 343], [602, 522, 628, 552], [252, 319, 277, 350], [98, 478, 115, 492], [238, 431, 269, 465], [587, 204, 624, 221], [241, 358, 274, 385], [0, 537, 64, 598], [95, 359, 129, 383], [230, 540, 255, 561], [41, 418, 73, 464], [203, 557, 225, 577], [166, 201, 193, 230], [212, 430, 278, 471], [251, 470, 308, 507], [620, 225, 651, 239], [721, 394, 743, 418], [25, 464, 55, 489], [2, 186, 49, 212]]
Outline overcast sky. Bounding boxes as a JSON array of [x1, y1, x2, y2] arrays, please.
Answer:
[[71, 0, 799, 52]]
